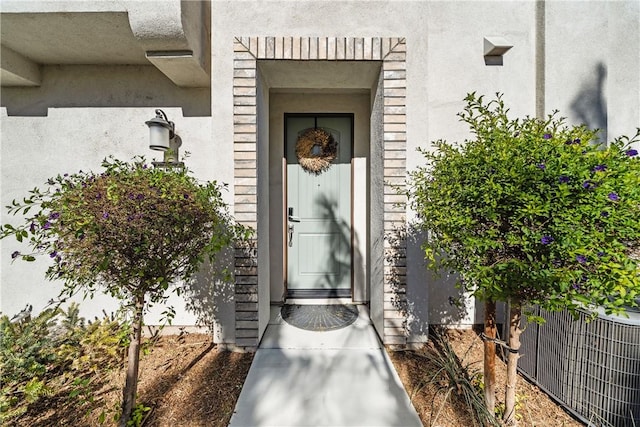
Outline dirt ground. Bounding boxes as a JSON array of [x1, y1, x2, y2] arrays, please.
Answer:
[[388, 328, 584, 427], [15, 334, 253, 427], [132, 335, 254, 427], [16, 329, 583, 426]]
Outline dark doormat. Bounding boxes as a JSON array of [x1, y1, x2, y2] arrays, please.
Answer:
[[280, 304, 359, 331]]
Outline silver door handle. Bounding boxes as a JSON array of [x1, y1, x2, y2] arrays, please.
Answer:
[[288, 207, 300, 223]]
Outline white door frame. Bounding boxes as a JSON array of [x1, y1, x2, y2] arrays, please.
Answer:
[[283, 113, 354, 299]]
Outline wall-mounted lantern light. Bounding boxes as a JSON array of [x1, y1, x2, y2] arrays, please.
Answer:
[[146, 109, 183, 168], [146, 109, 174, 151]]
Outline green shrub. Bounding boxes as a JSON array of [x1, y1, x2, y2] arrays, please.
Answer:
[[409, 93, 640, 316], [0, 303, 128, 424], [408, 93, 640, 423]]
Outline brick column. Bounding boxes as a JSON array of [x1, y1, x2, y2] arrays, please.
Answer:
[[382, 39, 408, 346], [233, 38, 259, 348], [232, 37, 408, 349]]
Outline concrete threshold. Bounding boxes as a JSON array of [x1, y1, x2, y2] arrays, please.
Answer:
[[284, 298, 359, 305]]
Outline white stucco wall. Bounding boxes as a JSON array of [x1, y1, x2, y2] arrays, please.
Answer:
[[0, 65, 231, 329], [410, 1, 538, 327], [256, 67, 271, 339], [211, 0, 640, 330], [2, 0, 639, 337], [545, 0, 640, 144]]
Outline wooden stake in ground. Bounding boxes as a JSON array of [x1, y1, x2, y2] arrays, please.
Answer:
[[504, 302, 522, 426], [483, 300, 497, 415]]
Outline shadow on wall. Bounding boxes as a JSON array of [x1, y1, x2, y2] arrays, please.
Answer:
[[291, 193, 470, 338], [1, 65, 210, 117], [571, 62, 607, 143], [315, 193, 360, 292], [407, 225, 472, 326], [383, 226, 410, 338], [386, 224, 475, 335], [182, 233, 236, 342]]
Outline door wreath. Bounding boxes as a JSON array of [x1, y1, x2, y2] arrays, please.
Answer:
[[295, 128, 338, 175]]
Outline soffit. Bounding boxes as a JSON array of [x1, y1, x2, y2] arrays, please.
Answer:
[[1, 1, 210, 87], [0, 12, 147, 64], [259, 60, 381, 90]]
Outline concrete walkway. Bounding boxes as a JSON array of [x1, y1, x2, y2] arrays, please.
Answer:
[[228, 306, 422, 427]]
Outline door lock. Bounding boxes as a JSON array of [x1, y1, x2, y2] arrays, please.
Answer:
[[288, 224, 294, 247], [287, 207, 300, 247]]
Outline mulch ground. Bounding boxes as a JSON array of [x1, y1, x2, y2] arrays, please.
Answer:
[[388, 327, 584, 427], [134, 335, 253, 427], [13, 329, 583, 426], [13, 334, 253, 427]]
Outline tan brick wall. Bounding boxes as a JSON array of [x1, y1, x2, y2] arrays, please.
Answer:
[[233, 37, 407, 348]]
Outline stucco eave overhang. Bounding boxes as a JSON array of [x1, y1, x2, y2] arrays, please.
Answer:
[[258, 60, 381, 90], [0, 0, 210, 88]]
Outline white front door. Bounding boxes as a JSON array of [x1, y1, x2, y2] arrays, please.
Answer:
[[285, 114, 353, 298]]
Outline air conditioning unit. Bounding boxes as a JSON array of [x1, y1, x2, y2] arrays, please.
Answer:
[[518, 306, 640, 426]]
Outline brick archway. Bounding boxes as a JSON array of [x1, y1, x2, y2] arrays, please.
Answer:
[[232, 36, 407, 348]]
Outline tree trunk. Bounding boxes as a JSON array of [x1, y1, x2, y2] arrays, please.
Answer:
[[120, 293, 145, 427], [504, 301, 522, 426], [483, 300, 497, 416]]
